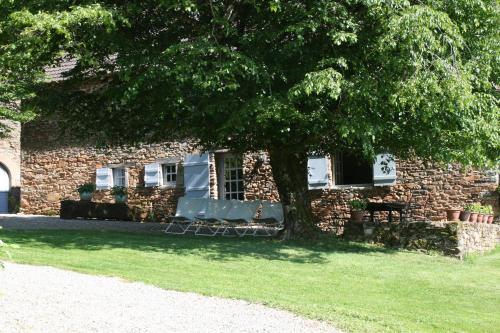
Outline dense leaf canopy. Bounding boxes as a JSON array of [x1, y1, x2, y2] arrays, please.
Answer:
[[1, 0, 498, 166]]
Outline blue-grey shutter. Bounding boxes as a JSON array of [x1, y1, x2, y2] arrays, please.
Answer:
[[96, 167, 112, 189], [183, 153, 210, 198], [373, 153, 397, 186], [308, 156, 329, 190], [144, 163, 161, 187]]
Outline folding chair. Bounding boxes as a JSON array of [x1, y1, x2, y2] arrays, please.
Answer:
[[164, 197, 208, 234], [253, 201, 284, 236], [195, 199, 233, 236], [222, 200, 261, 237]]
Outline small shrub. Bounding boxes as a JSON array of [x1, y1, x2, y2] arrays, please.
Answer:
[[77, 183, 96, 194], [471, 203, 483, 213], [350, 199, 367, 211], [464, 204, 474, 212], [111, 186, 128, 196], [484, 205, 493, 215]]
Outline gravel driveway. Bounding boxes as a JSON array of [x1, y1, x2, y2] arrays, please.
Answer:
[[0, 214, 167, 233], [0, 262, 339, 333]]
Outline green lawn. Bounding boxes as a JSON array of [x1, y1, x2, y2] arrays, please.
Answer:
[[1, 229, 499, 333]]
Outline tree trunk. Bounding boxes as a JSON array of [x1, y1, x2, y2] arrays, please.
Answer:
[[269, 149, 318, 240]]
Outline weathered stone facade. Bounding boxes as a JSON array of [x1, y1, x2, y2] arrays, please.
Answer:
[[21, 117, 499, 233], [0, 121, 21, 188], [0, 120, 21, 212], [344, 221, 499, 258]]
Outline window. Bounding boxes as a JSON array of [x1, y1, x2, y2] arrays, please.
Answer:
[[333, 152, 372, 186], [162, 163, 177, 186], [217, 154, 244, 200], [112, 168, 127, 187]]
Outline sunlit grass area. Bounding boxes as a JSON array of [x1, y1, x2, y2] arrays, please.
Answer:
[[1, 230, 499, 333]]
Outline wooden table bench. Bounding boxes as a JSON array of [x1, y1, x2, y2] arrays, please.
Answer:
[[367, 202, 407, 223]]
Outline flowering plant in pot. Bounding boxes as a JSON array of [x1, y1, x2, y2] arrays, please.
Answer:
[[446, 207, 461, 221], [111, 186, 128, 203], [349, 199, 367, 223], [76, 183, 96, 201], [460, 204, 473, 222]]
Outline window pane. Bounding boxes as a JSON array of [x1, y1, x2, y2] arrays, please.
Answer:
[[162, 164, 177, 185], [335, 153, 372, 185]]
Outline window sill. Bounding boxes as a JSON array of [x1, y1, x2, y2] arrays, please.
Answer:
[[158, 184, 177, 189], [332, 184, 373, 190]]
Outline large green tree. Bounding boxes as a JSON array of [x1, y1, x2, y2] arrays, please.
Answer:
[[1, 0, 498, 238]]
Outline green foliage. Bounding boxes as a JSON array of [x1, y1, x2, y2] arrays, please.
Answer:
[[471, 203, 484, 213], [76, 183, 96, 194], [464, 203, 475, 212], [0, 0, 497, 167], [349, 199, 367, 211], [110, 186, 127, 196]]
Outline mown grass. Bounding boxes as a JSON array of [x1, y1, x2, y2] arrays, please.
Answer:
[[0, 229, 499, 333]]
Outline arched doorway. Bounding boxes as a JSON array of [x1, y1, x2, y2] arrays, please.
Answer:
[[0, 164, 10, 213]]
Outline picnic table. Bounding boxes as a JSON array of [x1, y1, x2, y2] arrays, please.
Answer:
[[366, 202, 407, 223]]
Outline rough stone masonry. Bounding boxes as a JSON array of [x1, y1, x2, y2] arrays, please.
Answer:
[[19, 116, 499, 234]]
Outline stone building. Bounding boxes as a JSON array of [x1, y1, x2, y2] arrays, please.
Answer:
[[0, 61, 497, 230], [0, 120, 21, 213], [17, 115, 498, 233]]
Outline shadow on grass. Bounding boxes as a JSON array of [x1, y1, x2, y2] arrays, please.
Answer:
[[0, 229, 398, 264]]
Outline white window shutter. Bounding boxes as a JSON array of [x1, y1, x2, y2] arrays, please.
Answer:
[[96, 167, 112, 189], [308, 156, 329, 190], [373, 153, 397, 186], [144, 163, 161, 187], [183, 153, 210, 198]]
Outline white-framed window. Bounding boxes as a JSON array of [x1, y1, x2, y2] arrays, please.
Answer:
[[162, 163, 177, 186], [333, 152, 372, 186], [112, 167, 127, 187], [217, 154, 244, 200]]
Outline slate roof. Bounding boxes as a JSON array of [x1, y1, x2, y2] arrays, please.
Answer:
[[44, 59, 77, 82]]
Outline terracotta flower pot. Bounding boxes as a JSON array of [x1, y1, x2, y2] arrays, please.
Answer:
[[459, 211, 471, 222], [469, 213, 478, 223], [477, 214, 484, 223], [446, 209, 461, 221], [350, 210, 365, 223], [487, 215, 494, 224]]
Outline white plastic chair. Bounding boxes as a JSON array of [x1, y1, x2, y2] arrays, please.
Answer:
[[223, 200, 261, 236], [253, 201, 284, 236], [164, 197, 208, 234], [195, 199, 233, 236]]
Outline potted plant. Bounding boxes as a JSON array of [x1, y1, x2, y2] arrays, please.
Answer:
[[349, 199, 367, 223], [111, 186, 128, 203], [477, 205, 484, 223], [484, 205, 494, 224], [76, 183, 96, 201], [446, 207, 461, 221], [468, 203, 480, 223], [460, 204, 473, 222]]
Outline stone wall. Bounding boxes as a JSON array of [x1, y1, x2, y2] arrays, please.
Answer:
[[0, 120, 21, 212], [21, 117, 498, 231], [344, 221, 499, 258], [0, 120, 21, 187], [311, 160, 498, 234]]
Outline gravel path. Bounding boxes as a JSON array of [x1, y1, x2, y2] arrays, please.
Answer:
[[0, 262, 339, 333], [0, 214, 167, 233]]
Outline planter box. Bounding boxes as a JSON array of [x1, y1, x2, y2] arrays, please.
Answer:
[[60, 200, 133, 221]]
